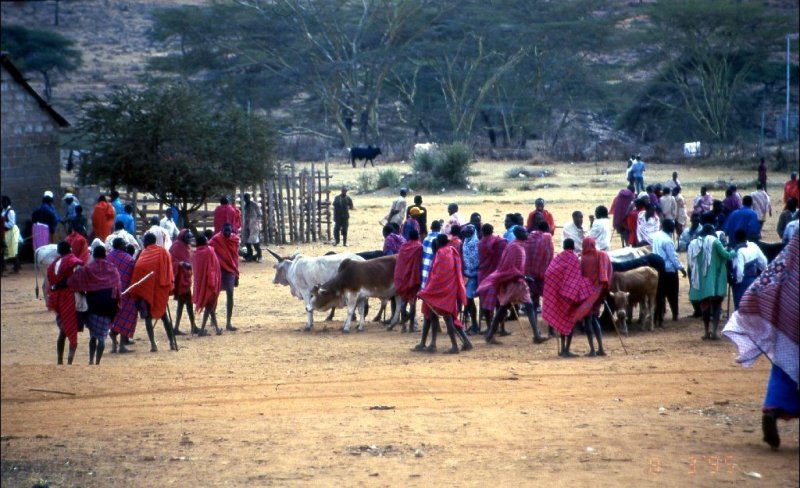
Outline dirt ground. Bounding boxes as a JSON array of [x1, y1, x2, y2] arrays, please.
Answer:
[[2, 161, 798, 487]]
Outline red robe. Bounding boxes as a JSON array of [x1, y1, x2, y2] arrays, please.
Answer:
[[477, 239, 531, 306], [213, 204, 241, 234], [92, 201, 116, 241], [169, 229, 193, 297], [209, 232, 240, 277], [542, 249, 593, 335], [130, 245, 174, 319], [580, 237, 613, 314], [65, 231, 90, 264], [418, 246, 466, 328], [477, 234, 507, 311], [784, 179, 799, 206], [46, 253, 84, 348], [193, 244, 221, 311], [393, 240, 423, 302]]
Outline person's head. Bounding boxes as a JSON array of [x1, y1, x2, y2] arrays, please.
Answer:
[[93, 245, 107, 260], [645, 204, 656, 218], [114, 221, 125, 231], [461, 224, 475, 239], [646, 185, 653, 194], [662, 219, 675, 235], [791, 172, 797, 181], [181, 229, 193, 243], [673, 186, 681, 196], [535, 198, 545, 211], [122, 204, 132, 215], [571, 211, 583, 227], [435, 233, 449, 250], [408, 229, 420, 241], [195, 234, 208, 246], [504, 213, 515, 229], [742, 195, 753, 207], [57, 241, 71, 256], [712, 200, 723, 212], [450, 224, 461, 237], [382, 224, 393, 237], [757, 182, 764, 191], [662, 187, 671, 196], [110, 190, 120, 201], [74, 225, 87, 237], [400, 188, 408, 197], [244, 192, 252, 202], [513, 226, 528, 241], [786, 197, 798, 212], [143, 232, 157, 247], [735, 229, 747, 244], [447, 203, 458, 215], [700, 186, 708, 195], [672, 171, 678, 180], [725, 187, 732, 197], [390, 222, 401, 234], [563, 238, 575, 251], [149, 216, 159, 226], [690, 213, 701, 228], [43, 190, 54, 204], [220, 196, 229, 205], [430, 220, 442, 232], [222, 223, 233, 238], [595, 205, 609, 219], [481, 223, 494, 237], [112, 238, 125, 251], [701, 224, 716, 236], [75, 205, 83, 216], [470, 212, 481, 225], [414, 195, 422, 205], [627, 184, 635, 192], [634, 198, 647, 210], [538, 221, 550, 233], [1, 195, 10, 207], [63, 194, 74, 204], [513, 213, 524, 226], [97, 195, 107, 203], [126, 244, 136, 256], [203, 229, 214, 240]]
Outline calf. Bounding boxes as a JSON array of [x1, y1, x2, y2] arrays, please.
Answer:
[[310, 255, 399, 332], [350, 145, 382, 168], [609, 266, 658, 334]]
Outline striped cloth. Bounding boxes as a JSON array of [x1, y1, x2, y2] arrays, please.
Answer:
[[418, 246, 466, 328], [477, 234, 507, 311], [542, 249, 594, 335], [33, 222, 50, 251], [108, 249, 138, 338], [420, 231, 439, 289], [47, 254, 84, 349], [393, 240, 423, 303], [86, 313, 112, 340], [477, 239, 530, 306]]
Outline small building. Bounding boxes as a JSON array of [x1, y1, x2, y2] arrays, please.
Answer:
[[0, 52, 70, 241]]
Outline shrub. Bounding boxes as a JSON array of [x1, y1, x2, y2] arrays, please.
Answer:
[[356, 172, 374, 193], [410, 142, 473, 189], [376, 169, 400, 189]]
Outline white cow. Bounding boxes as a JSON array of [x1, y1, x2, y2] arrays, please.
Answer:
[[268, 249, 365, 330], [608, 245, 651, 264], [413, 142, 439, 158], [34, 244, 59, 300]]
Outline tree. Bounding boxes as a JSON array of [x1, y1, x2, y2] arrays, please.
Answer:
[[75, 83, 276, 226], [0, 23, 82, 101]]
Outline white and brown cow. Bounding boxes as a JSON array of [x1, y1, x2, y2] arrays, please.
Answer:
[[310, 255, 400, 332], [609, 266, 658, 334]]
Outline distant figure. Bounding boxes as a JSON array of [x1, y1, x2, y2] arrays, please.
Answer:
[[562, 211, 586, 254], [209, 223, 240, 332], [62, 192, 78, 227], [673, 187, 688, 236], [92, 195, 116, 241], [784, 172, 799, 206], [443, 203, 464, 236], [33, 191, 61, 248], [170, 229, 196, 336], [130, 232, 179, 352], [629, 154, 646, 193], [242, 193, 263, 261], [2, 196, 21, 274], [588, 205, 611, 251], [406, 195, 428, 238], [663, 171, 681, 192], [750, 183, 772, 232], [730, 229, 767, 310], [526, 198, 555, 234], [385, 188, 408, 228], [610, 184, 636, 247], [757, 157, 768, 191], [109, 190, 125, 217], [693, 186, 713, 215], [213, 196, 241, 235], [115, 204, 136, 236], [147, 216, 172, 250], [777, 198, 798, 239], [332, 185, 354, 247], [160, 209, 179, 242]]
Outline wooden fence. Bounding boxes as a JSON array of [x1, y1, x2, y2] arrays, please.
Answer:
[[123, 161, 332, 245]]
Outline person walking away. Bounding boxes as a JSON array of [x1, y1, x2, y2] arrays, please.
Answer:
[[242, 193, 263, 261], [673, 187, 688, 237], [757, 157, 768, 191], [2, 196, 21, 274], [193, 234, 223, 336], [579, 237, 613, 356], [109, 190, 124, 217], [65, 225, 90, 264], [170, 229, 196, 335], [160, 209, 179, 242], [588, 205, 611, 252], [687, 224, 736, 340], [32, 191, 61, 248], [630, 154, 646, 193], [108, 238, 138, 353], [47, 241, 84, 364], [524, 221, 554, 320], [477, 223, 508, 331], [402, 208, 422, 240], [68, 245, 120, 365], [213, 196, 241, 234], [730, 229, 767, 310], [723, 232, 798, 450], [722, 185, 742, 217], [652, 220, 687, 324], [659, 187, 677, 223], [68, 205, 87, 235], [679, 213, 702, 253], [776, 198, 798, 239], [332, 185, 354, 247], [62, 193, 78, 230], [724, 196, 761, 247], [385, 188, 408, 228], [750, 183, 772, 233], [91, 195, 116, 241], [420, 220, 442, 289], [209, 223, 240, 332], [393, 229, 423, 333], [115, 205, 136, 235], [129, 232, 179, 352], [562, 211, 586, 254], [407, 195, 428, 238], [783, 172, 799, 206], [610, 185, 636, 247]]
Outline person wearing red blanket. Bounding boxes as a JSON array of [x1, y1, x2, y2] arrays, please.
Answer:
[[392, 229, 423, 333], [47, 241, 85, 364], [213, 196, 241, 234], [130, 232, 178, 352], [580, 237, 614, 357], [524, 220, 555, 336], [477, 223, 507, 332], [68, 245, 121, 365], [542, 238, 594, 358], [108, 238, 138, 353], [480, 226, 547, 345], [209, 223, 240, 332], [91, 194, 116, 241], [193, 233, 223, 336], [65, 225, 90, 264], [170, 229, 197, 336], [414, 234, 473, 354]]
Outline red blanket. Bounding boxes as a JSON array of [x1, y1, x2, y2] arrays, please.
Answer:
[[477, 234, 506, 282], [46, 253, 84, 348], [130, 245, 174, 319], [66, 231, 89, 264], [213, 204, 241, 234], [610, 189, 635, 229], [477, 239, 530, 306], [209, 233, 240, 277], [580, 237, 613, 312], [68, 258, 121, 297], [92, 201, 115, 241], [394, 240, 423, 302], [418, 246, 466, 327], [542, 250, 594, 335], [524, 230, 553, 279], [193, 244, 221, 311], [169, 229, 193, 296]]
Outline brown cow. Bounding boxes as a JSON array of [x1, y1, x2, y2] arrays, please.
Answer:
[[310, 255, 399, 332], [609, 266, 658, 334]]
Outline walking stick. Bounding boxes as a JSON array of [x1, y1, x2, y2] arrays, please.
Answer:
[[509, 304, 528, 339], [122, 271, 154, 295], [725, 284, 732, 319], [603, 300, 629, 355]]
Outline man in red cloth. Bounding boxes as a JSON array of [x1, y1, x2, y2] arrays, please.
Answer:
[[130, 232, 178, 352], [477, 223, 507, 332], [580, 237, 613, 357], [213, 196, 241, 234], [393, 229, 423, 333], [524, 221, 554, 328], [784, 172, 799, 206], [543, 238, 594, 357], [414, 234, 472, 354], [610, 184, 636, 247], [193, 233, 223, 336], [480, 226, 547, 345], [108, 238, 138, 353], [65, 225, 90, 264], [47, 241, 84, 364], [170, 229, 197, 336], [91, 195, 116, 241], [209, 223, 240, 331]]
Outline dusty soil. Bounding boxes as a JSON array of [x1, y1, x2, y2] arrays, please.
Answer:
[[2, 161, 798, 487]]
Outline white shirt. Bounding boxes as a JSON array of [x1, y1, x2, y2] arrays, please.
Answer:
[[388, 197, 406, 226], [2, 207, 16, 229], [784, 220, 799, 244], [659, 195, 677, 221], [148, 225, 172, 250], [663, 178, 681, 191], [562, 222, 586, 253], [104, 229, 141, 252], [750, 190, 771, 222], [588, 218, 611, 251], [733, 242, 767, 284], [636, 211, 660, 245], [160, 217, 179, 240]]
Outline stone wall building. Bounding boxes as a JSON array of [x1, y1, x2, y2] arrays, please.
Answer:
[[1, 53, 70, 244]]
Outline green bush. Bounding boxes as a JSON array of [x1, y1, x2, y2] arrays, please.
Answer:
[[376, 169, 400, 189], [410, 142, 472, 189], [356, 172, 374, 193]]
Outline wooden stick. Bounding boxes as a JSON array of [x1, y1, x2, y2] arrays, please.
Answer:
[[603, 300, 629, 355], [122, 271, 154, 295], [29, 388, 76, 396], [509, 304, 528, 339]]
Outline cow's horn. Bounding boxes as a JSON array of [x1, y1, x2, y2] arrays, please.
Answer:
[[266, 248, 284, 262]]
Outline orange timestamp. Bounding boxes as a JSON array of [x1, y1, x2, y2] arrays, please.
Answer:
[[648, 455, 736, 475]]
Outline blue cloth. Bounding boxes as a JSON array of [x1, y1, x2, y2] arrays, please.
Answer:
[[630, 160, 645, 178], [111, 199, 125, 217], [724, 207, 760, 245], [732, 275, 756, 310], [503, 225, 521, 242], [115, 212, 135, 235], [764, 364, 800, 417], [86, 313, 112, 340], [465, 276, 478, 299], [420, 231, 439, 289], [32, 203, 61, 232], [652, 231, 683, 273]]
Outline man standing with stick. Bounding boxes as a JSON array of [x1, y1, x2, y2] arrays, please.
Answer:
[[210, 223, 240, 332], [130, 233, 178, 352]]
